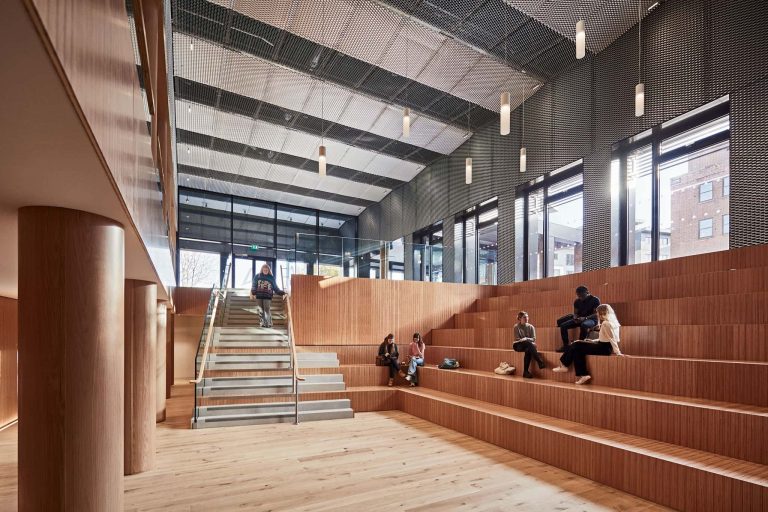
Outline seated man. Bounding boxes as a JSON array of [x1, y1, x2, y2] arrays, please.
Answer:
[[557, 286, 600, 352]]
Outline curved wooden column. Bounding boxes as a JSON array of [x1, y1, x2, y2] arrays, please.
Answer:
[[156, 302, 167, 422], [124, 280, 157, 475], [18, 207, 125, 512]]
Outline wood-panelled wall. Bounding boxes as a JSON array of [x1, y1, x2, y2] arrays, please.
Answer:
[[0, 297, 18, 428], [173, 287, 213, 316], [26, 0, 175, 282], [290, 276, 495, 346]]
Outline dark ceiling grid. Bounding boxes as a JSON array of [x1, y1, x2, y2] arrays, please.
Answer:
[[377, 0, 582, 81], [176, 128, 407, 190], [173, 0, 496, 131], [179, 164, 375, 208], [174, 76, 442, 164]]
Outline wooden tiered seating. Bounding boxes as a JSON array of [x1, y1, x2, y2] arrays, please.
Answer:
[[289, 245, 768, 511]]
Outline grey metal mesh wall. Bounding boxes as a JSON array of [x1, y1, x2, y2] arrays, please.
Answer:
[[359, 0, 768, 283]]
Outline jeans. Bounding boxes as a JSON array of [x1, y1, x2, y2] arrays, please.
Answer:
[[407, 356, 424, 375], [512, 340, 544, 371], [386, 358, 400, 379], [559, 318, 597, 346], [559, 341, 613, 376], [256, 298, 272, 327]]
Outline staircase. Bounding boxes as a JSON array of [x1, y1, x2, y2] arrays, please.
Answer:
[[192, 290, 353, 428]]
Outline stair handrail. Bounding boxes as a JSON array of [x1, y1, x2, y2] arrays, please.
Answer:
[[283, 276, 304, 425], [190, 256, 232, 386]]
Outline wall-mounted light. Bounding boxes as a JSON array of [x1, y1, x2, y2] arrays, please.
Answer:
[[576, 20, 585, 59]]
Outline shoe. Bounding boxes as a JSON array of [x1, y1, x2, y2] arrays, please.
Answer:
[[409, 382, 416, 387], [555, 345, 568, 353], [388, 378, 394, 387], [523, 371, 533, 379], [552, 365, 568, 373], [405, 375, 412, 382], [575, 375, 592, 385]]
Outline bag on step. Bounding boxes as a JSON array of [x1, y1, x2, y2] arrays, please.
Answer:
[[556, 313, 575, 327], [494, 362, 515, 375], [437, 358, 460, 370]]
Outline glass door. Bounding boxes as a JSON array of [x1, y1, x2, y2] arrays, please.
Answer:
[[233, 256, 278, 290]]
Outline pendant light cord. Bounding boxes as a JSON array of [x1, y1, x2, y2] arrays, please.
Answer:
[[321, 0, 325, 147], [638, 0, 642, 83]]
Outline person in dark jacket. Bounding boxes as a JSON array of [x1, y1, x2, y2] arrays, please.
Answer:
[[250, 264, 285, 328], [378, 334, 399, 387], [557, 285, 600, 352]]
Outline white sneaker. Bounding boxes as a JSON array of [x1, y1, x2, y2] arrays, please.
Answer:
[[575, 375, 592, 385], [405, 375, 412, 382], [552, 366, 568, 373]]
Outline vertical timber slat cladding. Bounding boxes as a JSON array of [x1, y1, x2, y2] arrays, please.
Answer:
[[0, 297, 18, 428], [289, 275, 495, 345], [358, 0, 768, 281], [26, 0, 174, 281]]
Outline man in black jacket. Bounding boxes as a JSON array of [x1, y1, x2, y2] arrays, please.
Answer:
[[557, 286, 600, 352]]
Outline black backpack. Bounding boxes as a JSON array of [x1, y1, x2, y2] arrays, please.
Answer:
[[438, 358, 460, 370]]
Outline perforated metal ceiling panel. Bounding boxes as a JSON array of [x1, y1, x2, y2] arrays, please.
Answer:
[[203, 0, 542, 112], [180, 173, 366, 215], [176, 101, 425, 182], [506, 0, 657, 53], [174, 34, 467, 155]]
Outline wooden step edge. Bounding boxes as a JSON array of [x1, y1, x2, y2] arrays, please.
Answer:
[[399, 387, 768, 485], [428, 345, 768, 367], [417, 366, 768, 416]]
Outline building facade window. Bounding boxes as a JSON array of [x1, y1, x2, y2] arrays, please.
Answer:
[[177, 187, 357, 287], [699, 181, 713, 202], [723, 214, 730, 235], [454, 199, 498, 285], [413, 223, 443, 282], [612, 97, 730, 265], [516, 161, 583, 281], [698, 218, 714, 238]]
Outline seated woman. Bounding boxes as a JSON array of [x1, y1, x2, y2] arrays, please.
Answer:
[[552, 304, 624, 384], [378, 334, 399, 387], [513, 311, 546, 378], [403, 332, 425, 386]]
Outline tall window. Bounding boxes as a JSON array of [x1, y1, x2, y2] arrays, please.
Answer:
[[612, 97, 730, 264], [516, 161, 583, 281], [413, 223, 443, 282], [455, 199, 498, 284]]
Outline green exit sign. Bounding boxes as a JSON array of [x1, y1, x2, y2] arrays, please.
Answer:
[[249, 244, 259, 251]]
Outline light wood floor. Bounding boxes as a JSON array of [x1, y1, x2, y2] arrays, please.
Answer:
[[0, 384, 669, 511]]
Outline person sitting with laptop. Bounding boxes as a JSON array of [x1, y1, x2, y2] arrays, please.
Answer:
[[557, 285, 600, 352]]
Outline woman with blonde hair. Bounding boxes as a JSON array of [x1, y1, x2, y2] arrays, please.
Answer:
[[250, 263, 285, 328], [553, 304, 624, 384]]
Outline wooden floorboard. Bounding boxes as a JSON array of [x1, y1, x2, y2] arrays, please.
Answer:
[[0, 384, 670, 511]]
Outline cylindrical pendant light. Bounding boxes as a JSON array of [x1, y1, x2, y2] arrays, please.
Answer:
[[318, 145, 327, 176], [576, 20, 585, 59], [635, 83, 645, 117], [634, 0, 645, 117], [520, 147, 527, 173], [402, 107, 410, 137], [500, 92, 511, 135], [465, 158, 472, 185]]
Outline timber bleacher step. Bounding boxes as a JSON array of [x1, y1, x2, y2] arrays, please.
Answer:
[[399, 387, 768, 512], [416, 366, 768, 465]]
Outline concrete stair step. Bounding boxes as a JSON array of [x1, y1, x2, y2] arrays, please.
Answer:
[[199, 374, 346, 396], [197, 399, 351, 417], [191, 407, 354, 428]]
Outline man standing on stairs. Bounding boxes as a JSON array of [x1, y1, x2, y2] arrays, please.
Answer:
[[250, 264, 285, 328], [557, 286, 600, 353]]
